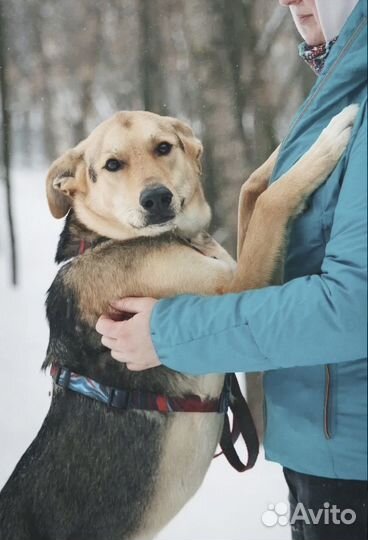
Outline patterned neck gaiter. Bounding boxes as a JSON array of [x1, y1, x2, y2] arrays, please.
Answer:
[[298, 38, 338, 75]]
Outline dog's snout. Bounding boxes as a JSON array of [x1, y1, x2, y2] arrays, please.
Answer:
[[140, 186, 173, 213]]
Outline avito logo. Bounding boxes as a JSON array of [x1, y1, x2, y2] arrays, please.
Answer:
[[261, 502, 356, 527]]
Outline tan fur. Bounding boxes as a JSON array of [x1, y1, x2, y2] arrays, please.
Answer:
[[46, 106, 357, 539], [66, 235, 235, 327], [136, 412, 224, 540]]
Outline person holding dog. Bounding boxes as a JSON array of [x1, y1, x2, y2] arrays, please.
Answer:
[[96, 1, 367, 539]]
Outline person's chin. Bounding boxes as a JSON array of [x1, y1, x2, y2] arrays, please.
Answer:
[[300, 26, 325, 46]]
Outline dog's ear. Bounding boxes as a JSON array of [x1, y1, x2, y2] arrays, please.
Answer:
[[167, 118, 203, 174], [46, 140, 87, 218]]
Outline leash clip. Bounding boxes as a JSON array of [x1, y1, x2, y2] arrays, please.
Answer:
[[218, 374, 232, 413]]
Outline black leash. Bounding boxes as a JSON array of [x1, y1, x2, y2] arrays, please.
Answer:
[[219, 374, 259, 472]]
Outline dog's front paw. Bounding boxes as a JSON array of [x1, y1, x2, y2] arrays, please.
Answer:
[[318, 104, 359, 161], [187, 232, 236, 268]]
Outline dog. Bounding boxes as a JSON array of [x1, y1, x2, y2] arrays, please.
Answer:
[[0, 106, 357, 540]]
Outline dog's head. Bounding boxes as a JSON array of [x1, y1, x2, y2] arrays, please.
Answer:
[[46, 111, 211, 239]]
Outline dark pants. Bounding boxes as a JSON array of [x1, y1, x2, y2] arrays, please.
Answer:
[[283, 468, 368, 540]]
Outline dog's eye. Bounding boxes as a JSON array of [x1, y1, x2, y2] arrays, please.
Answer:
[[104, 158, 123, 172], [156, 142, 173, 156]]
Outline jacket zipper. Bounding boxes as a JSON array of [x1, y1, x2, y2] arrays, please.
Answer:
[[324, 364, 332, 439]]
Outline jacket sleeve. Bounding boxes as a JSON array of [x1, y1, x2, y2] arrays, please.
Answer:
[[150, 113, 367, 375]]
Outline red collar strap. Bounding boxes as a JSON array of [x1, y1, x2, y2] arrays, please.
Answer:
[[79, 239, 96, 255]]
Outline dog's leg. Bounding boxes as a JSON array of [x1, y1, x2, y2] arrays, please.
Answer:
[[216, 146, 280, 440], [229, 104, 358, 293], [237, 145, 280, 259], [229, 105, 358, 439]]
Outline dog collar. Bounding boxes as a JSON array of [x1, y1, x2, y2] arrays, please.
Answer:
[[78, 239, 98, 255], [50, 365, 259, 472], [50, 364, 229, 413]]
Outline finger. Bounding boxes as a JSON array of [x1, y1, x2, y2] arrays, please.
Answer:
[[111, 350, 127, 363], [110, 296, 153, 314], [126, 361, 160, 372], [101, 335, 117, 350], [95, 315, 123, 339], [125, 363, 141, 371], [126, 362, 149, 372]]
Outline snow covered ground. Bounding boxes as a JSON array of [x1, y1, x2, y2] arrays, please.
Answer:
[[0, 169, 290, 540]]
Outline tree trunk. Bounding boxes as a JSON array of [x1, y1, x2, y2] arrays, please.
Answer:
[[139, 0, 167, 115], [220, 0, 254, 165], [183, 0, 249, 254], [72, 4, 102, 144], [0, 0, 17, 285], [31, 0, 57, 160]]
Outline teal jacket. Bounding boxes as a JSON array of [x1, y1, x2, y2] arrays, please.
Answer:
[[150, 1, 367, 480]]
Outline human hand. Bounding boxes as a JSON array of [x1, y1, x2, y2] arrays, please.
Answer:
[[95, 297, 161, 371]]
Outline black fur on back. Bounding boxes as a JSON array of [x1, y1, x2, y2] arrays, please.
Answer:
[[0, 392, 166, 540], [54, 211, 109, 264], [0, 211, 186, 540]]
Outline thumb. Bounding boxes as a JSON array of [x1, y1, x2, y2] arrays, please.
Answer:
[[110, 296, 152, 314]]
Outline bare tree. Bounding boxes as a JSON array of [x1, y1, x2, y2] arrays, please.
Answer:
[[0, 0, 17, 285], [30, 0, 58, 159], [139, 0, 167, 114], [71, 4, 103, 143], [183, 0, 249, 254], [1, 0, 313, 256]]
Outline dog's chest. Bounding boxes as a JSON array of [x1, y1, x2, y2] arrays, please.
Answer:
[[134, 410, 224, 540]]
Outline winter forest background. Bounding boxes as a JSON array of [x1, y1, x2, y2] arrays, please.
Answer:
[[1, 0, 315, 277], [1, 1, 315, 538]]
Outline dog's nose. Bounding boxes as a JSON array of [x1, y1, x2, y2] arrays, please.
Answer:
[[140, 186, 173, 213]]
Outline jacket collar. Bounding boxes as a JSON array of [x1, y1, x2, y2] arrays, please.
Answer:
[[298, 38, 337, 75]]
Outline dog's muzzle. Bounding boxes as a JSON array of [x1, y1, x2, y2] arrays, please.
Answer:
[[140, 185, 175, 225]]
